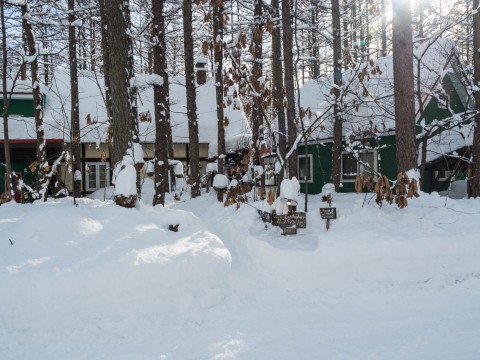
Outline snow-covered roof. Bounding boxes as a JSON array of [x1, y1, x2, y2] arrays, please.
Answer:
[[1, 69, 249, 144], [299, 38, 458, 141], [423, 123, 474, 164], [208, 133, 251, 158]]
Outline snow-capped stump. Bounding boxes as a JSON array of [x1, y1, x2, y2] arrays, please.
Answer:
[[113, 151, 138, 208], [271, 178, 306, 230], [213, 174, 228, 202], [132, 143, 145, 172], [275, 177, 300, 215], [145, 160, 154, 177]]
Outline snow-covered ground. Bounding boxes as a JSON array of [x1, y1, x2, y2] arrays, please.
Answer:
[[1, 187, 480, 359]]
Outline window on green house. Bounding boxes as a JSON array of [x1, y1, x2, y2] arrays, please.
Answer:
[[86, 162, 110, 191], [341, 150, 377, 181], [435, 170, 454, 181], [298, 154, 313, 183]]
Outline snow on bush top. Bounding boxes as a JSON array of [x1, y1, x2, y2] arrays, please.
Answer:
[[213, 174, 229, 189], [279, 177, 300, 201]]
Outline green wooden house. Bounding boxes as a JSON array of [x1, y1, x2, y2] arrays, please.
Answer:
[[0, 81, 63, 201], [296, 38, 473, 195]]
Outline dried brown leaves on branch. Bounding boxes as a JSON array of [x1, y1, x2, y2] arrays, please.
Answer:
[[374, 175, 393, 206], [354, 174, 373, 193], [372, 172, 420, 208], [224, 190, 247, 209], [267, 188, 275, 205]]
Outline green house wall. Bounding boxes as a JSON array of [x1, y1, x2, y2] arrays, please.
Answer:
[[0, 98, 36, 117], [299, 76, 467, 196], [299, 135, 397, 194], [0, 162, 37, 202]]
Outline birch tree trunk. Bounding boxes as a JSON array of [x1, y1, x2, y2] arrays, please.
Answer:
[[22, 4, 47, 200], [1, 0, 12, 198]]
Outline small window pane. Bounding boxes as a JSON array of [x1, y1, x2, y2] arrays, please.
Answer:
[[99, 164, 108, 188], [298, 156, 312, 182], [88, 166, 97, 189], [359, 152, 375, 177], [342, 153, 357, 180]]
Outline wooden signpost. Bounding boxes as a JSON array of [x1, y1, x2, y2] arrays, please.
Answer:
[[320, 207, 336, 231], [320, 207, 336, 220], [281, 226, 297, 235], [272, 211, 306, 229]]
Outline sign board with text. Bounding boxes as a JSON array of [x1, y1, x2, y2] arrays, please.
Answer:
[[320, 207, 337, 220], [272, 211, 306, 228]]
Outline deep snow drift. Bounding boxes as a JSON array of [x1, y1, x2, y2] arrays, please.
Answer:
[[1, 188, 480, 360]]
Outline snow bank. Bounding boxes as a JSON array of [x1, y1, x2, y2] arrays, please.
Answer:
[[0, 199, 231, 343], [1, 190, 480, 359]]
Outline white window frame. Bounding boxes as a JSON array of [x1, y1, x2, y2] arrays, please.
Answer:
[[298, 154, 313, 183], [341, 150, 378, 182], [85, 162, 110, 191]]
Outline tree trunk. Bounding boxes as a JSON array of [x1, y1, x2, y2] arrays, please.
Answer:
[[183, 0, 201, 198], [470, 0, 480, 197], [282, 0, 297, 179], [213, 0, 225, 202], [22, 4, 47, 200], [98, 0, 113, 126], [1, 0, 12, 198], [330, 0, 343, 192], [68, 0, 81, 199], [342, 0, 350, 70], [103, 0, 133, 167], [251, 0, 264, 194], [380, 0, 387, 57], [272, 0, 286, 175], [392, 0, 417, 174], [152, 0, 170, 206], [310, 6, 319, 79]]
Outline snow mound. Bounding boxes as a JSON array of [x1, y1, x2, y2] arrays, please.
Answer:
[[0, 198, 231, 336]]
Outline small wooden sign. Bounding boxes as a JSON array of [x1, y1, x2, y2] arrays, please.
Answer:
[[258, 210, 272, 223], [281, 226, 297, 235], [320, 207, 337, 220], [272, 211, 306, 229]]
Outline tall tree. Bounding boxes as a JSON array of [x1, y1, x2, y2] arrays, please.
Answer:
[[1, 0, 12, 198], [470, 0, 480, 197], [102, 0, 133, 167], [183, 0, 201, 198], [68, 0, 81, 200], [330, 0, 343, 191], [251, 0, 263, 189], [392, 0, 417, 174], [282, 0, 298, 178], [21, 3, 48, 200], [271, 0, 287, 171], [213, 0, 225, 202], [152, 0, 171, 206]]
